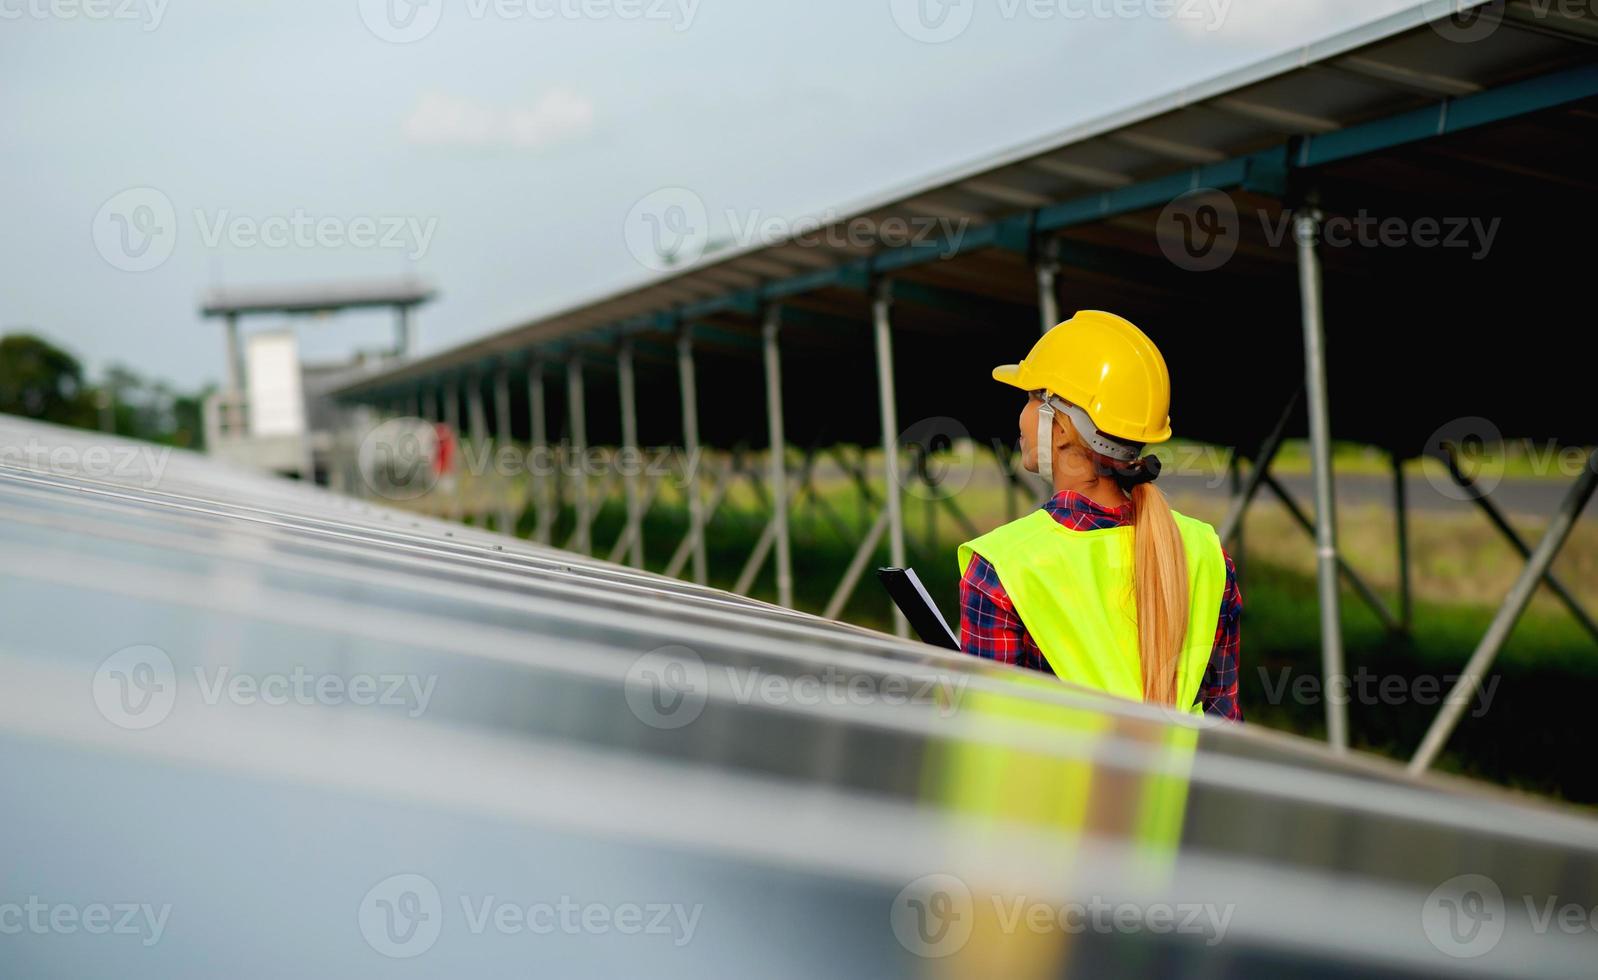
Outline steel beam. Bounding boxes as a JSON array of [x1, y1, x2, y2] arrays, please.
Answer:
[[677, 328, 708, 584], [1410, 450, 1598, 773], [443, 378, 462, 522], [873, 280, 908, 637], [617, 340, 644, 568], [1297, 209, 1348, 753], [529, 364, 554, 545], [1037, 237, 1061, 335], [1444, 446, 1598, 644], [566, 358, 590, 555], [493, 366, 514, 536], [1393, 454, 1411, 632], [1261, 472, 1402, 635], [763, 305, 794, 608], [1217, 388, 1301, 543]]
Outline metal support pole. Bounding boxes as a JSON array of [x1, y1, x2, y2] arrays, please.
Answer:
[[1393, 453, 1412, 632], [1297, 208, 1348, 752], [443, 377, 462, 522], [1036, 237, 1061, 335], [493, 366, 514, 535], [466, 373, 488, 523], [566, 357, 590, 555], [396, 304, 414, 358], [873, 279, 908, 637], [1410, 450, 1598, 773], [408, 390, 420, 420], [618, 340, 644, 568], [529, 364, 554, 545], [223, 312, 244, 435], [677, 327, 708, 584], [762, 304, 794, 608]]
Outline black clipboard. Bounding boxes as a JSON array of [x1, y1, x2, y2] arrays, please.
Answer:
[[876, 567, 960, 650]]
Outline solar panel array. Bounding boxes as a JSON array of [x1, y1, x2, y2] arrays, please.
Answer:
[[2, 414, 1595, 978]]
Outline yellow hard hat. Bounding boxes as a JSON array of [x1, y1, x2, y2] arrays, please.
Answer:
[[992, 310, 1173, 445]]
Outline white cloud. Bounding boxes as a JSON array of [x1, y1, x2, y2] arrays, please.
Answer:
[[402, 88, 595, 150]]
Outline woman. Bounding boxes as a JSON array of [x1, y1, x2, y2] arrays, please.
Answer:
[[957, 311, 1242, 720]]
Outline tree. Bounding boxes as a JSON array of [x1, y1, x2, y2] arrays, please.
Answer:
[[0, 333, 95, 427]]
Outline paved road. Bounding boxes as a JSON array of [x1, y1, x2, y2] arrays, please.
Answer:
[[1159, 471, 1593, 520]]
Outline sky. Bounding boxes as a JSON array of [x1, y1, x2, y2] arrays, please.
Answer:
[[0, 0, 1444, 390]]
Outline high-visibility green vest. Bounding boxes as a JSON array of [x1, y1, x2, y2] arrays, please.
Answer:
[[958, 508, 1226, 713]]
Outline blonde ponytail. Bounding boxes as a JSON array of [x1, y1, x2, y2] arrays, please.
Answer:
[[1129, 481, 1188, 706], [1051, 416, 1191, 706]]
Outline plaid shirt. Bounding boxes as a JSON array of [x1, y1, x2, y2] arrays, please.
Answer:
[[958, 490, 1243, 721]]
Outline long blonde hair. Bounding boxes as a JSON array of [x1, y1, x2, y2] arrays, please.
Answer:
[[1054, 424, 1189, 705]]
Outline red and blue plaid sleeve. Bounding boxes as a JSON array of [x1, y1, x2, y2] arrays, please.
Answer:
[[958, 555, 1053, 674], [1198, 549, 1244, 721]]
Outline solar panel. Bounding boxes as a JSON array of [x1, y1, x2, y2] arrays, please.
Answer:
[[3, 414, 1596, 978]]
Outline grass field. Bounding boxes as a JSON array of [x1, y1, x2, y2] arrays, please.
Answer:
[[409, 444, 1598, 806]]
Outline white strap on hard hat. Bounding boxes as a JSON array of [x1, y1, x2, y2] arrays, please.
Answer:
[[1034, 391, 1142, 484]]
